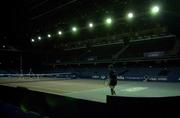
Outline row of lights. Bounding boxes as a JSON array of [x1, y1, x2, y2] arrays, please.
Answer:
[[31, 5, 160, 43]]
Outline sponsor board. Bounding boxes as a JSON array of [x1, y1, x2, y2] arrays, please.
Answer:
[[92, 75, 170, 81]]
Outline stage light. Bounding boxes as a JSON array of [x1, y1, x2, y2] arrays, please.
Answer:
[[38, 36, 42, 40], [2, 45, 5, 48], [31, 39, 35, 42], [127, 12, 134, 19], [58, 31, 62, 35], [72, 27, 77, 32], [105, 18, 112, 25], [89, 23, 94, 28], [47, 34, 51, 38], [151, 5, 160, 15]]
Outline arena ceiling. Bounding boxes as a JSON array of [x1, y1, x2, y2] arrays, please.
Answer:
[[1, 0, 180, 51]]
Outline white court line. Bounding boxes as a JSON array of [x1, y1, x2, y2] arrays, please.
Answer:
[[120, 87, 148, 92]]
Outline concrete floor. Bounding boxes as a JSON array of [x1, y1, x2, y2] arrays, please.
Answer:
[[1, 78, 180, 103]]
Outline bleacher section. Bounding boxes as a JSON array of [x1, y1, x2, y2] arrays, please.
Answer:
[[56, 34, 176, 63], [0, 68, 19, 74], [79, 43, 123, 61], [0, 33, 179, 82], [62, 48, 86, 62], [120, 35, 175, 58], [0, 69, 8, 74], [168, 68, 180, 82]]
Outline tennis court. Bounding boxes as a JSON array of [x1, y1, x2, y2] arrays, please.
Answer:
[[1, 78, 180, 103]]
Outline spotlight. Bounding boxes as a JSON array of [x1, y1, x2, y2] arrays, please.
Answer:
[[38, 36, 42, 40], [47, 34, 51, 38], [58, 31, 62, 35], [105, 18, 112, 25], [127, 12, 134, 19], [31, 39, 35, 42], [89, 23, 94, 28], [72, 27, 77, 32], [151, 5, 160, 15]]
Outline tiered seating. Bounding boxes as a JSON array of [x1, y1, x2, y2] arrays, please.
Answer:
[[58, 35, 176, 63], [79, 43, 123, 61], [122, 68, 162, 77], [0, 69, 8, 74], [120, 37, 175, 58], [61, 48, 86, 62], [60, 43, 123, 62], [168, 68, 180, 82]]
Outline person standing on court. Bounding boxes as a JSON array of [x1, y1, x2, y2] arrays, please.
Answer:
[[108, 64, 117, 95]]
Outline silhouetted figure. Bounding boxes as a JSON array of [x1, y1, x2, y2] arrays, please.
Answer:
[[28, 68, 33, 78], [108, 64, 117, 95]]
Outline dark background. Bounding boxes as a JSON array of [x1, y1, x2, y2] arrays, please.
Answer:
[[0, 0, 179, 50], [0, 0, 180, 72]]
